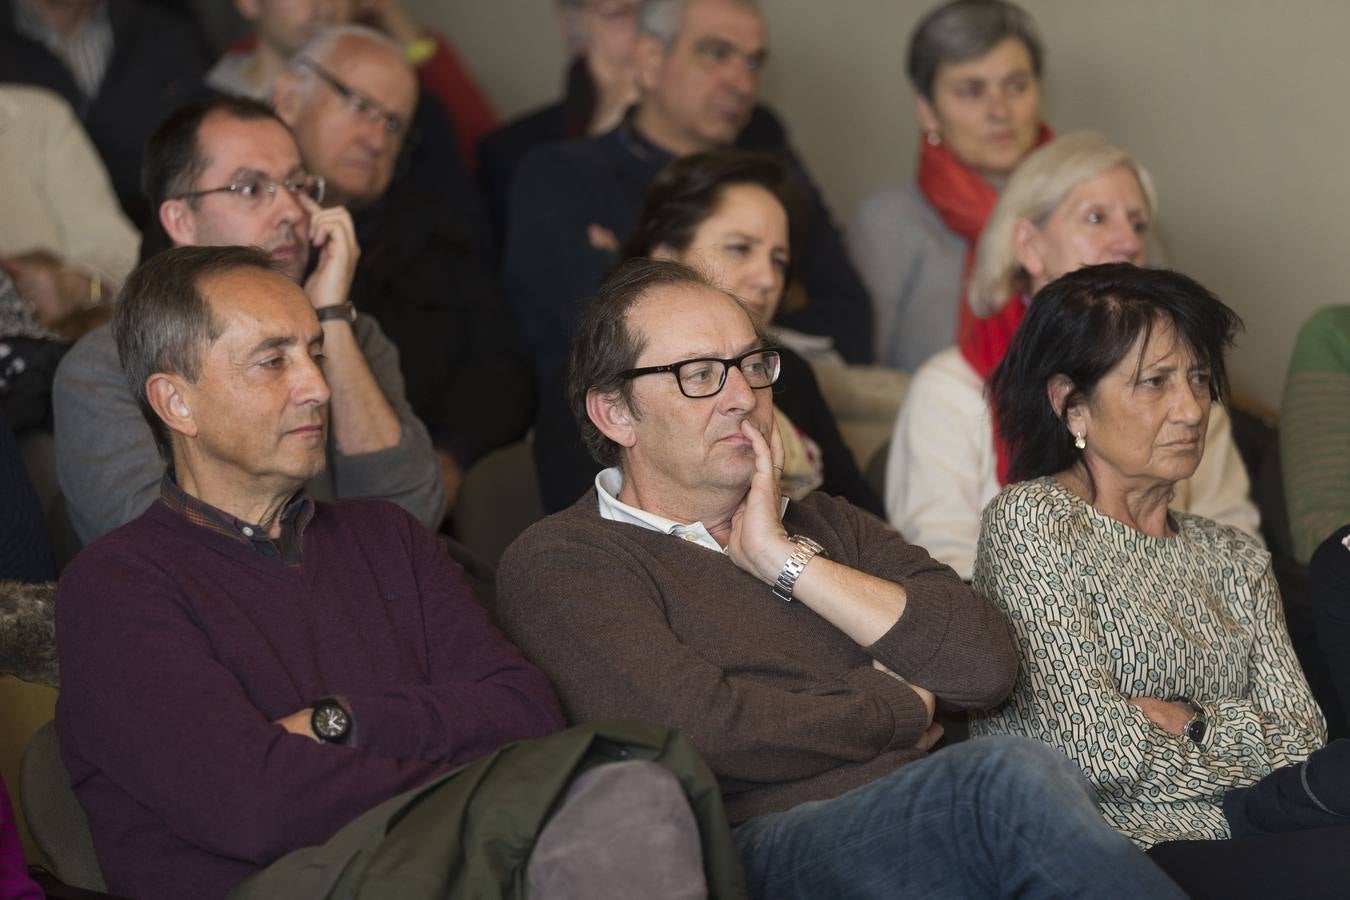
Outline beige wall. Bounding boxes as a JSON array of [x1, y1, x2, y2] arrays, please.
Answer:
[[420, 1, 1350, 411]]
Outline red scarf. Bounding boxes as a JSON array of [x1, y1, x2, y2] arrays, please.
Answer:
[[917, 123, 1052, 484]]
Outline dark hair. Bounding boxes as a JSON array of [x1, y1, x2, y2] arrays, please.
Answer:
[[988, 263, 1243, 487], [142, 95, 290, 213], [568, 257, 769, 468], [620, 149, 804, 284], [114, 245, 285, 460], [907, 0, 1043, 102]]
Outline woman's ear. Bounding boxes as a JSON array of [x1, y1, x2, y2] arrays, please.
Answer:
[[586, 388, 637, 450], [1047, 374, 1084, 435], [914, 95, 940, 138], [1013, 218, 1047, 286]]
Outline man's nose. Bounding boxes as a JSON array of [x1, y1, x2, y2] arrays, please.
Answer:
[[294, 353, 332, 407], [718, 362, 757, 413], [724, 56, 757, 97]]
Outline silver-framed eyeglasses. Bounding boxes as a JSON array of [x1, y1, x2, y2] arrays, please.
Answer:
[[619, 348, 782, 399], [296, 55, 407, 136], [173, 172, 325, 207]]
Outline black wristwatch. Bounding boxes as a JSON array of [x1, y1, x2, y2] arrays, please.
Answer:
[[1170, 696, 1208, 746], [311, 697, 352, 744]]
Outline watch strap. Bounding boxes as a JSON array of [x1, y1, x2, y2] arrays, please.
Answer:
[[316, 303, 356, 324], [772, 536, 826, 602]]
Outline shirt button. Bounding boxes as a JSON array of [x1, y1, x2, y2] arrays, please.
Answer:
[[681, 532, 699, 543], [241, 527, 254, 537]]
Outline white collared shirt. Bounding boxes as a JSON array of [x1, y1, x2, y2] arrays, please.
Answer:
[[595, 467, 787, 555]]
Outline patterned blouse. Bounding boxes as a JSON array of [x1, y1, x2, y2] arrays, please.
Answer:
[[969, 477, 1325, 847]]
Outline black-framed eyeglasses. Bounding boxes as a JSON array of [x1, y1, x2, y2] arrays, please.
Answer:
[[296, 55, 406, 136], [619, 348, 781, 399], [172, 172, 325, 207]]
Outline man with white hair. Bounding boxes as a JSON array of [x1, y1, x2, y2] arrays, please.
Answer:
[[269, 25, 533, 496], [501, 0, 874, 384]]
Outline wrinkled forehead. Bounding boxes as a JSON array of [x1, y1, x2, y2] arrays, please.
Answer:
[[197, 113, 303, 182], [317, 37, 418, 117], [200, 267, 315, 337], [627, 282, 761, 362], [676, 0, 766, 51]]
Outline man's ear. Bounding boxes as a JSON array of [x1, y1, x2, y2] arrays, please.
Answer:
[[272, 70, 304, 125], [1047, 374, 1085, 435], [914, 94, 940, 138], [146, 373, 200, 442], [1013, 218, 1048, 286], [159, 199, 197, 248], [233, 0, 260, 21], [586, 387, 637, 450], [632, 32, 666, 95]]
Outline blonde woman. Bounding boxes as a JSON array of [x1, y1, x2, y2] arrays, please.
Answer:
[[884, 132, 1259, 579]]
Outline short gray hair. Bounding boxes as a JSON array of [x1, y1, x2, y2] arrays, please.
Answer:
[[637, 0, 757, 49], [907, 0, 1043, 102], [287, 24, 406, 100], [968, 132, 1158, 316], [114, 246, 284, 460]]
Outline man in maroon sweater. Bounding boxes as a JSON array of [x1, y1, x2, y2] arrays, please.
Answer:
[[54, 246, 717, 900], [498, 258, 1186, 899]]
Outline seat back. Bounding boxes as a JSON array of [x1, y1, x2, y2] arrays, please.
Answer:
[[451, 440, 545, 567], [19, 721, 106, 891]]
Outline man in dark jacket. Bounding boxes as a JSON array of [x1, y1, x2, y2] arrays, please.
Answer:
[[271, 25, 534, 497], [500, 0, 873, 378], [0, 0, 211, 228]]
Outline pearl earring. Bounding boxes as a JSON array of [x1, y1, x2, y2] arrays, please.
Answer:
[[925, 131, 941, 147], [1074, 432, 1086, 450]]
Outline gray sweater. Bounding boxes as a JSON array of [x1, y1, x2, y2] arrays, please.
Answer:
[[496, 488, 1016, 824], [848, 181, 967, 372], [53, 318, 447, 543]]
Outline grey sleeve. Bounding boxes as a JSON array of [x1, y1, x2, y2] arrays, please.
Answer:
[[53, 326, 164, 544], [328, 314, 448, 529]]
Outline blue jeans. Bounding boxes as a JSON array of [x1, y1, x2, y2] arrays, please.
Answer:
[[733, 735, 1184, 899]]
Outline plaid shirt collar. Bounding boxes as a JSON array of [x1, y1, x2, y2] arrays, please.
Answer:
[[159, 473, 314, 565]]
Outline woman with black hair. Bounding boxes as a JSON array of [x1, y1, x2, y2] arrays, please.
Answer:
[[968, 263, 1324, 847]]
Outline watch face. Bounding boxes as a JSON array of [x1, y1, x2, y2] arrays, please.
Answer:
[[314, 704, 349, 741]]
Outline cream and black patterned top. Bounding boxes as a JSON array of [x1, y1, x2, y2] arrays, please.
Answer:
[[969, 477, 1325, 848]]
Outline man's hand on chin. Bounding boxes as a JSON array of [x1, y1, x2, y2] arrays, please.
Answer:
[[727, 418, 794, 584]]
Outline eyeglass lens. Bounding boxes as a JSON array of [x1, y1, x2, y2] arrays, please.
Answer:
[[678, 350, 779, 398]]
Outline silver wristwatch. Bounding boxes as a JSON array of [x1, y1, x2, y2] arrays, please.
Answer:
[[772, 536, 826, 602]]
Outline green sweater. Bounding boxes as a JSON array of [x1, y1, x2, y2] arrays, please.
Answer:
[[496, 489, 1016, 825], [1281, 306, 1350, 562]]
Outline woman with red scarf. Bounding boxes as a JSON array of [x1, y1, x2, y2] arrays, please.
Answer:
[[849, 0, 1048, 372], [884, 132, 1261, 579]]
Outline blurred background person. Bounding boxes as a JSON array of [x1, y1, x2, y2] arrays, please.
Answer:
[[850, 0, 1049, 372], [478, 0, 641, 247], [1280, 307, 1350, 566], [886, 132, 1259, 580], [0, 0, 211, 228]]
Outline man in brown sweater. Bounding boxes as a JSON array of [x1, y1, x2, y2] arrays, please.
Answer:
[[498, 258, 1185, 899]]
